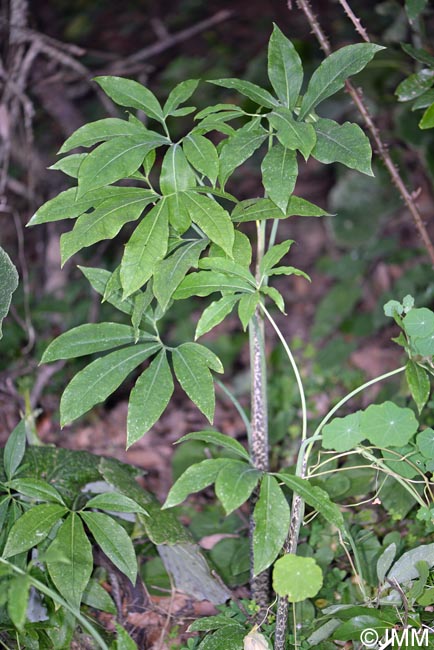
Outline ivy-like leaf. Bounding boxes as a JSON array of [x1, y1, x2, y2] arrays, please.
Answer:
[[127, 350, 174, 446], [59, 118, 150, 153], [208, 78, 279, 109], [120, 199, 169, 298], [360, 401, 419, 447], [182, 192, 234, 256], [195, 294, 240, 339], [417, 428, 434, 459], [60, 342, 160, 426], [173, 343, 217, 421], [3, 504, 67, 557], [261, 144, 298, 213], [183, 133, 219, 185], [219, 123, 268, 186], [268, 24, 303, 109], [163, 79, 199, 117], [312, 118, 373, 176], [322, 412, 364, 452], [253, 475, 290, 575], [0, 247, 19, 339], [94, 76, 164, 123], [299, 43, 384, 119], [215, 460, 261, 515], [403, 308, 434, 339], [273, 555, 323, 601], [162, 458, 229, 509]]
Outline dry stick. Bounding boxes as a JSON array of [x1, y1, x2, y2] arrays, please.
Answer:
[[294, 0, 434, 266], [337, 0, 370, 42]]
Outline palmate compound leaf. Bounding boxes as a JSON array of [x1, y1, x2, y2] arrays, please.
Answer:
[[0, 247, 18, 339], [60, 342, 160, 426], [261, 144, 298, 213], [162, 458, 230, 509], [127, 350, 174, 446], [253, 475, 290, 575], [312, 118, 373, 176], [215, 460, 262, 515], [360, 401, 419, 448], [46, 512, 93, 610], [268, 24, 303, 109], [299, 43, 385, 119], [273, 554, 323, 601], [322, 411, 365, 452]]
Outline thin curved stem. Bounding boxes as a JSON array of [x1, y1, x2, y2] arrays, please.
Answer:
[[215, 378, 252, 444]]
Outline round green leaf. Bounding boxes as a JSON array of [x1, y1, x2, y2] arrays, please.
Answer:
[[403, 308, 434, 339], [417, 428, 434, 459], [273, 554, 323, 601], [322, 411, 364, 452], [360, 401, 419, 447]]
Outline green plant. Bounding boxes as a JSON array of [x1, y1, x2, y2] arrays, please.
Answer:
[[21, 22, 434, 650]]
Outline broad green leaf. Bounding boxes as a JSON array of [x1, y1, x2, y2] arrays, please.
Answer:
[[273, 554, 323, 601], [209, 230, 252, 268], [80, 511, 137, 584], [160, 144, 196, 194], [82, 579, 116, 614], [170, 106, 196, 117], [261, 144, 297, 213], [238, 293, 260, 330], [182, 192, 234, 256], [401, 43, 434, 68], [377, 543, 396, 583], [275, 472, 345, 530], [8, 479, 65, 505], [60, 190, 157, 263], [360, 401, 419, 447], [268, 25, 303, 109], [232, 198, 284, 222], [8, 574, 30, 631], [312, 118, 373, 175], [174, 271, 253, 299], [215, 461, 261, 515], [50, 153, 86, 177], [115, 623, 138, 650], [183, 133, 219, 185], [177, 430, 250, 461], [166, 192, 191, 233], [162, 458, 229, 508], [4, 420, 26, 481], [267, 266, 310, 281], [60, 342, 160, 426], [197, 625, 246, 649], [260, 240, 294, 276], [195, 294, 240, 339], [404, 307, 434, 338], [396, 69, 434, 102], [260, 285, 285, 312], [0, 246, 18, 339], [268, 108, 316, 160], [172, 343, 216, 421], [420, 102, 434, 129], [127, 350, 174, 445], [181, 341, 223, 373], [287, 195, 330, 217], [120, 199, 169, 297], [198, 257, 255, 285], [412, 334, 434, 356], [406, 360, 430, 414], [405, 0, 428, 20], [42, 323, 152, 362], [153, 239, 207, 310], [94, 76, 164, 122], [381, 444, 424, 479], [46, 513, 93, 609], [416, 428, 434, 459], [322, 412, 364, 452], [219, 124, 268, 186], [163, 79, 199, 116], [59, 118, 149, 153], [253, 475, 290, 575], [84, 492, 147, 515], [208, 78, 279, 108], [299, 43, 384, 119], [388, 543, 434, 584], [3, 504, 67, 557]]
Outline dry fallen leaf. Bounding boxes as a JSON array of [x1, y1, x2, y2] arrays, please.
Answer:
[[243, 626, 271, 650]]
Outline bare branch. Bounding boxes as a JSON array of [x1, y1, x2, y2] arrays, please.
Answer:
[[337, 0, 370, 42]]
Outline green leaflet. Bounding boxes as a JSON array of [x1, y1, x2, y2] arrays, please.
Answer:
[[46, 513, 93, 610], [120, 199, 169, 298], [3, 504, 67, 557], [218, 123, 268, 186], [268, 24, 303, 109], [268, 107, 316, 160], [215, 460, 261, 515], [176, 430, 250, 461], [172, 343, 218, 422], [84, 492, 147, 515], [261, 144, 298, 213], [160, 144, 196, 194], [299, 43, 384, 119], [182, 192, 234, 256], [50, 153, 87, 177], [163, 79, 199, 117], [162, 458, 229, 509], [60, 342, 160, 426], [183, 133, 219, 185], [76, 135, 164, 197], [153, 239, 208, 311], [406, 360, 430, 414], [259, 240, 294, 276], [232, 196, 329, 222], [420, 102, 434, 129], [8, 574, 30, 631], [166, 192, 191, 233], [195, 294, 240, 339], [59, 117, 150, 153], [238, 293, 260, 330], [209, 230, 252, 267], [312, 118, 373, 175], [396, 69, 434, 102], [0, 247, 18, 339], [127, 350, 174, 446], [79, 266, 144, 321], [405, 0, 428, 20], [95, 76, 164, 123], [3, 421, 26, 480], [273, 555, 323, 601], [60, 190, 158, 264], [80, 511, 137, 585], [174, 271, 254, 300], [253, 475, 290, 575], [8, 479, 65, 505], [198, 257, 255, 285], [41, 322, 154, 362], [208, 78, 279, 108], [260, 285, 285, 312]]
